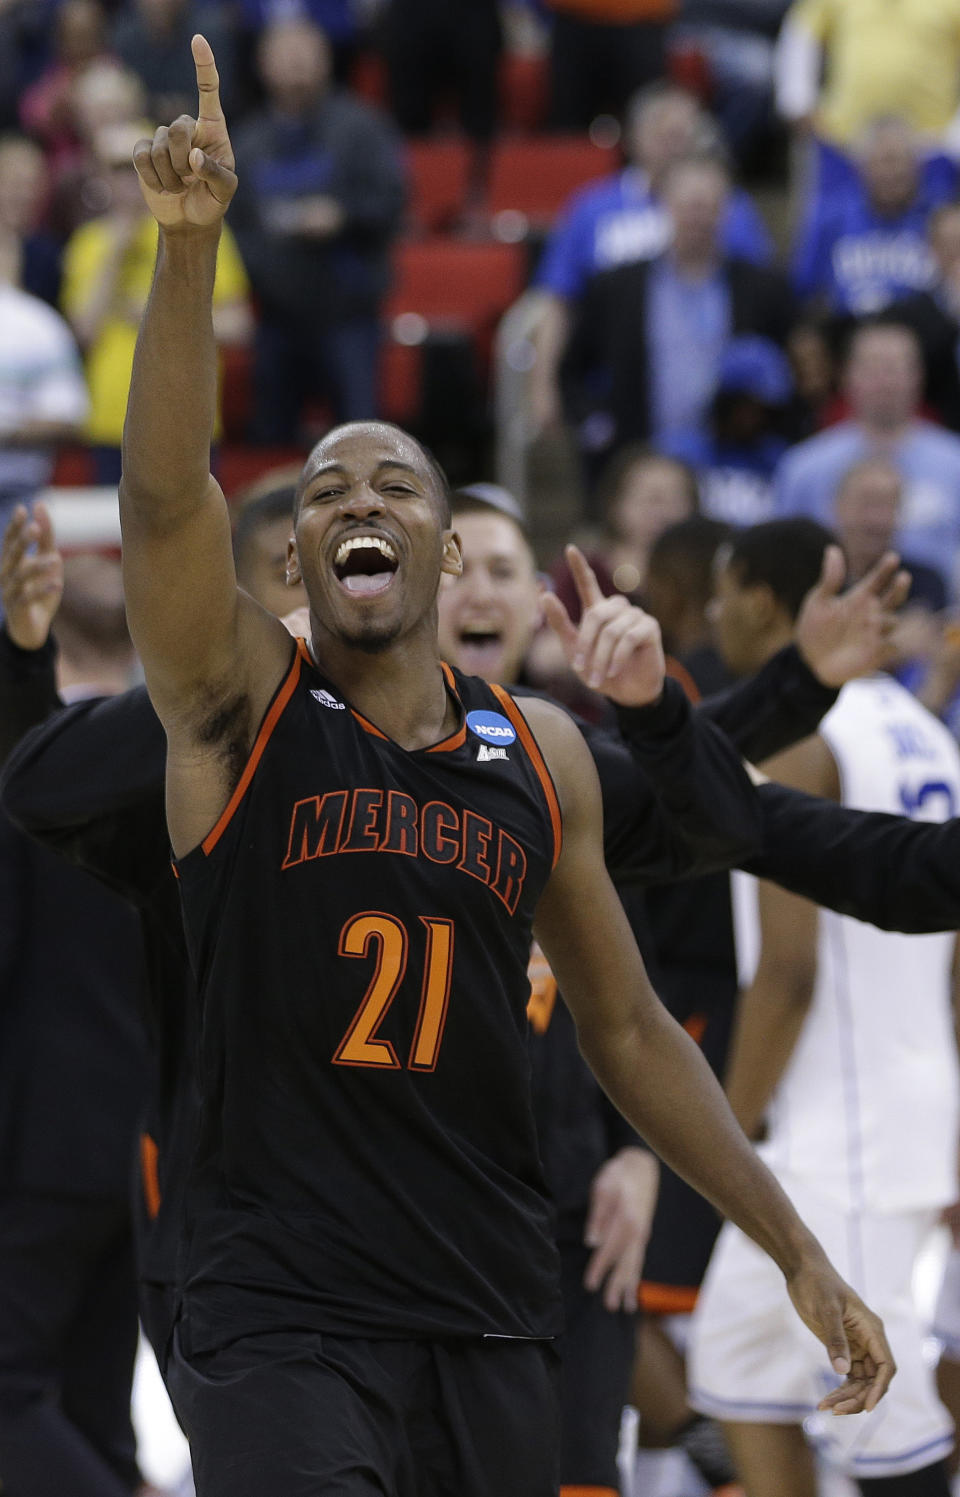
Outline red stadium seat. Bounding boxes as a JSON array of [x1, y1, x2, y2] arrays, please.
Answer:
[[379, 239, 528, 423], [51, 444, 95, 486], [379, 342, 424, 425], [218, 445, 307, 502], [385, 238, 527, 333], [485, 135, 618, 228], [404, 138, 473, 235]]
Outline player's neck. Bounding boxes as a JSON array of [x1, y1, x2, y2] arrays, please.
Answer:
[[310, 629, 459, 750]]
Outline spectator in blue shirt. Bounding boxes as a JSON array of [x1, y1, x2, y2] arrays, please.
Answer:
[[776, 320, 960, 596], [792, 117, 955, 317], [529, 81, 773, 432], [562, 154, 793, 494], [663, 334, 794, 527], [885, 201, 960, 432], [832, 455, 947, 613]]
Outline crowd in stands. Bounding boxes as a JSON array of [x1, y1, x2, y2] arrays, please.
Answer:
[[6, 0, 960, 635], [8, 0, 960, 874]]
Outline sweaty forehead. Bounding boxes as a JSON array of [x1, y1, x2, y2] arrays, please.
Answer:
[[300, 423, 433, 488]]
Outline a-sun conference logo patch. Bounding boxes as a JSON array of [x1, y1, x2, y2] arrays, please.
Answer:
[[466, 709, 517, 746]]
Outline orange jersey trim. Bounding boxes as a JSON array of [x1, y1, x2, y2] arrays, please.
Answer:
[[638, 1281, 699, 1315], [140, 1132, 161, 1221], [683, 1011, 707, 1046], [351, 708, 389, 740], [351, 662, 467, 752], [560, 1487, 619, 1496], [427, 663, 466, 752], [202, 645, 304, 856], [489, 684, 563, 869]]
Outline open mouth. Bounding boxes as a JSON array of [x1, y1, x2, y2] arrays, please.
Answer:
[[456, 625, 504, 670], [332, 535, 399, 597]]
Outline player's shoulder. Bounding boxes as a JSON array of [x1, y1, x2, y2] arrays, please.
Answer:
[[507, 691, 599, 813], [508, 689, 577, 738]]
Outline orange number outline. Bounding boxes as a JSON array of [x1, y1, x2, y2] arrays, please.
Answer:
[[409, 917, 455, 1071], [333, 912, 455, 1071], [333, 912, 408, 1068]]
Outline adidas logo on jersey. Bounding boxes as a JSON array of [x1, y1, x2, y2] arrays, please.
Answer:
[[477, 743, 508, 762], [310, 689, 346, 710]]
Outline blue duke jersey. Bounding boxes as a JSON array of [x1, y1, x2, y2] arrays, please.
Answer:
[[174, 642, 565, 1355], [733, 676, 960, 1215]]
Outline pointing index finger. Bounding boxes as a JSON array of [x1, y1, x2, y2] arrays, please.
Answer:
[[566, 544, 605, 613], [192, 33, 223, 124]]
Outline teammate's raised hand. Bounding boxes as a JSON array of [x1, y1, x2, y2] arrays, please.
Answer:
[[583, 1147, 658, 1312], [785, 1257, 895, 1415], [132, 34, 236, 231], [541, 544, 665, 707], [794, 545, 910, 688], [0, 503, 63, 651]]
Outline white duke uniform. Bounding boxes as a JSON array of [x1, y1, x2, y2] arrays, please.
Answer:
[[690, 675, 960, 1478]]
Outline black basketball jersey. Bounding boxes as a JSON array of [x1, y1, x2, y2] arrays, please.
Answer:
[[174, 641, 564, 1354]]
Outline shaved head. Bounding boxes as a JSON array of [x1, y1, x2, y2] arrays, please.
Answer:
[[297, 423, 451, 525]]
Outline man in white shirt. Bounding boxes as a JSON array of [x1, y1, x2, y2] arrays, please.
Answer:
[[0, 281, 89, 543], [690, 516, 960, 1497]]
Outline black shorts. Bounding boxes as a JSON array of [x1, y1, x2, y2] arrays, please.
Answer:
[[558, 1238, 634, 1493], [166, 1324, 561, 1497]]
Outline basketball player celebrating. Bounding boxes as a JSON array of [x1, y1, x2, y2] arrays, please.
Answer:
[[120, 37, 893, 1494]]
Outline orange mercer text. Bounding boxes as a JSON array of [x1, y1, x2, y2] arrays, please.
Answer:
[[281, 788, 529, 914]]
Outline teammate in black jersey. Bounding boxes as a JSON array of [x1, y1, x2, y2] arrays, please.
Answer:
[[109, 37, 897, 1494]]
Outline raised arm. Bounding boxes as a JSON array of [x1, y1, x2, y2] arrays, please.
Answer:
[[120, 35, 290, 853], [524, 696, 894, 1415]]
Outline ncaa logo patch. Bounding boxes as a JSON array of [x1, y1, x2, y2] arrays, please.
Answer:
[[466, 709, 517, 746]]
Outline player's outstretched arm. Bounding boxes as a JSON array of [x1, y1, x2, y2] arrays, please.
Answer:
[[526, 697, 895, 1414], [748, 780, 960, 933], [120, 35, 290, 850]]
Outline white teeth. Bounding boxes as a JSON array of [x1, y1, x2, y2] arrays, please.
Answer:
[[334, 536, 398, 567]]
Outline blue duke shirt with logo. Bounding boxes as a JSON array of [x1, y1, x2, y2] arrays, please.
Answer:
[[174, 642, 565, 1355]]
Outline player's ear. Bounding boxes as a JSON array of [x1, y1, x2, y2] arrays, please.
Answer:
[[441, 530, 463, 580], [286, 537, 302, 587]]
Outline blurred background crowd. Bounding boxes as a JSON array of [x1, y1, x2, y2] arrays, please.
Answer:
[[9, 0, 960, 712]]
